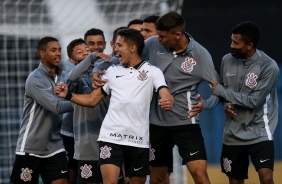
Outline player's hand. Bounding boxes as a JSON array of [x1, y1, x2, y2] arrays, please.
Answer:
[[54, 82, 68, 98], [95, 52, 111, 62], [158, 98, 174, 111], [225, 102, 236, 118], [188, 94, 203, 118], [210, 81, 217, 93], [92, 71, 107, 89]]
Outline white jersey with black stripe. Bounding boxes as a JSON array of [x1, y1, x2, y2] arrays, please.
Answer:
[[98, 61, 167, 148]]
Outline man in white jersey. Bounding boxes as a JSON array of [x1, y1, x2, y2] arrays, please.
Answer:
[[93, 12, 219, 184], [55, 28, 174, 184]]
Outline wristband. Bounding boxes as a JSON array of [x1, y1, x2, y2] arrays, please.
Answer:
[[65, 91, 72, 100]]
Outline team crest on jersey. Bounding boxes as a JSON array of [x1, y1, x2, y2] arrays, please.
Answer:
[[100, 145, 112, 159], [181, 57, 196, 73], [80, 164, 92, 179], [222, 158, 232, 172], [20, 168, 33, 182], [137, 69, 149, 81], [149, 147, 156, 161], [245, 73, 258, 88]]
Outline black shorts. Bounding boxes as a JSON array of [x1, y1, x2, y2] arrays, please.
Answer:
[[61, 134, 78, 170], [149, 124, 207, 167], [221, 140, 274, 180], [10, 152, 69, 184], [98, 141, 150, 177], [77, 160, 102, 184]]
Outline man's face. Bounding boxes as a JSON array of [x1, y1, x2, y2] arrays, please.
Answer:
[[85, 35, 106, 53], [141, 22, 157, 40], [156, 30, 178, 48], [114, 36, 131, 65], [40, 41, 61, 68], [70, 43, 90, 65], [129, 24, 142, 32], [230, 33, 250, 59]]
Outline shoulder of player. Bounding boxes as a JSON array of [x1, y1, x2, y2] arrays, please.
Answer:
[[27, 68, 45, 82], [144, 36, 163, 52], [107, 63, 122, 70], [140, 62, 161, 73], [103, 64, 123, 76], [145, 35, 159, 45]]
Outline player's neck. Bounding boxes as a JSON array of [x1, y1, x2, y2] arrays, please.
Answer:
[[128, 55, 142, 67], [172, 34, 189, 53]]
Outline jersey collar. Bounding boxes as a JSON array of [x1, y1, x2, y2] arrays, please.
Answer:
[[122, 60, 146, 70]]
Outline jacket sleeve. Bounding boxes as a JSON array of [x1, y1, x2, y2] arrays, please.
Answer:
[[199, 49, 221, 109], [213, 61, 279, 109], [67, 52, 98, 82], [26, 75, 73, 114], [141, 36, 158, 61]]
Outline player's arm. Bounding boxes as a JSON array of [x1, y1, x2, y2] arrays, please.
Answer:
[[67, 52, 108, 82], [27, 78, 73, 114], [197, 50, 221, 110], [158, 87, 174, 111], [213, 62, 279, 109], [55, 82, 105, 107], [92, 70, 107, 89], [91, 53, 111, 86], [153, 67, 174, 111]]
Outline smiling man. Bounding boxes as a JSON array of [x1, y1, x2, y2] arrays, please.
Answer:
[[55, 29, 174, 184], [141, 15, 159, 40], [60, 38, 90, 184], [10, 37, 73, 184], [84, 28, 106, 53], [141, 11, 220, 184]]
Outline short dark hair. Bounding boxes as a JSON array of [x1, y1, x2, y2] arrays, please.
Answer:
[[127, 19, 143, 27], [156, 11, 185, 33], [117, 28, 144, 55], [112, 26, 127, 43], [84, 28, 105, 41], [143, 15, 159, 24], [37, 36, 58, 52], [67, 38, 87, 58], [232, 21, 260, 48]]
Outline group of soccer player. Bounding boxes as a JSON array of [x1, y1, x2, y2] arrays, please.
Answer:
[[10, 11, 279, 184]]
